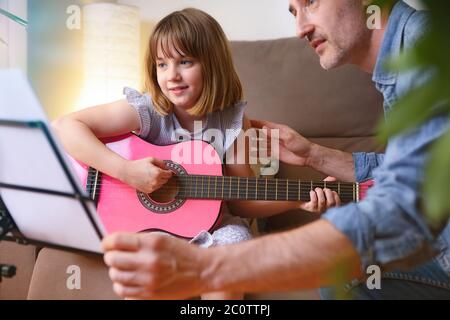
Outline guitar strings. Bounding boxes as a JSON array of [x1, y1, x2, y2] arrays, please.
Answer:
[[82, 181, 362, 194], [82, 175, 365, 199], [81, 186, 360, 200], [82, 182, 360, 193]]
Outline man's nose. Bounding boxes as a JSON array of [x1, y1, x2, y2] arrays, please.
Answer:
[[296, 15, 314, 40]]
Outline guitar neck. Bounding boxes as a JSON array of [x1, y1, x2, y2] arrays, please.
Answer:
[[176, 176, 360, 203]]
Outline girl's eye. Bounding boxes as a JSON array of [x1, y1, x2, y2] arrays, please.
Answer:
[[180, 60, 192, 66], [307, 0, 316, 6], [157, 62, 167, 68]]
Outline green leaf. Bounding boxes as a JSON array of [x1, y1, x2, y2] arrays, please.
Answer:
[[384, 35, 433, 72], [424, 129, 450, 227], [378, 79, 441, 142]]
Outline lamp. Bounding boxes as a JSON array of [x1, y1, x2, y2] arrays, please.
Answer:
[[77, 3, 140, 109]]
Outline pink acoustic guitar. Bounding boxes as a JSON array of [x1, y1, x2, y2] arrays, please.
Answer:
[[70, 134, 374, 239]]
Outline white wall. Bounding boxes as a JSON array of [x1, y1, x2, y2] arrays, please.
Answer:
[[117, 0, 296, 41], [118, 0, 425, 41], [0, 0, 27, 71]]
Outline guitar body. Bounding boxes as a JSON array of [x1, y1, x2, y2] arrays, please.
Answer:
[[70, 134, 223, 238]]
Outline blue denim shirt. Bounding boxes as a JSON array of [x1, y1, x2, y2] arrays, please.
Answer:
[[323, 1, 450, 274]]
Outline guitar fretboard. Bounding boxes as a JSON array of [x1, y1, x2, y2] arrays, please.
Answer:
[[176, 175, 359, 203]]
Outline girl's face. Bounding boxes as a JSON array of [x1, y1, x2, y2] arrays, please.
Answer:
[[156, 45, 204, 112]]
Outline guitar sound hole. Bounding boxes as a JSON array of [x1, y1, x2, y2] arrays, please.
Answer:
[[148, 176, 179, 204]]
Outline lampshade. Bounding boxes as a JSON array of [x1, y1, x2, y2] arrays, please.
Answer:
[[78, 3, 140, 109]]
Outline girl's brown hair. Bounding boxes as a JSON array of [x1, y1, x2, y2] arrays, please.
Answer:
[[145, 8, 243, 116]]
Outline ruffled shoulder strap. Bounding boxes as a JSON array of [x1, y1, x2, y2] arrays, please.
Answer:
[[123, 87, 160, 139]]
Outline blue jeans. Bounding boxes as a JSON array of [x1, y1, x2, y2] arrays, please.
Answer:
[[320, 259, 450, 300]]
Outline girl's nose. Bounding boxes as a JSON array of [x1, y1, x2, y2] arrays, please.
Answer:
[[167, 65, 181, 81]]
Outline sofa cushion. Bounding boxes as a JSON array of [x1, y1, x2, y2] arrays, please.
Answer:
[[27, 248, 120, 300], [0, 242, 36, 300]]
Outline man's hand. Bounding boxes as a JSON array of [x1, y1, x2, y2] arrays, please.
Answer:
[[250, 119, 315, 166], [102, 233, 207, 300]]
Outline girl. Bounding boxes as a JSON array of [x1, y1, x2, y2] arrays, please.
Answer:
[[53, 8, 328, 300]]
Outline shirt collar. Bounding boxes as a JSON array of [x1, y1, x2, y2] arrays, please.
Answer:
[[372, 1, 416, 85]]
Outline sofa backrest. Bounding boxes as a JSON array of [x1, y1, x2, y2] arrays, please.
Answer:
[[230, 37, 384, 139]]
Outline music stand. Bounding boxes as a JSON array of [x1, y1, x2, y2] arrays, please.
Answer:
[[0, 70, 106, 276]]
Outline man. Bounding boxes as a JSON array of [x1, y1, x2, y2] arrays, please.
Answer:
[[101, 0, 450, 299]]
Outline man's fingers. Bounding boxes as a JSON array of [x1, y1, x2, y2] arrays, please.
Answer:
[[104, 251, 145, 271], [113, 282, 147, 299], [102, 233, 140, 252], [251, 119, 286, 133], [324, 176, 337, 182], [253, 120, 294, 148], [250, 119, 271, 129], [109, 268, 153, 287]]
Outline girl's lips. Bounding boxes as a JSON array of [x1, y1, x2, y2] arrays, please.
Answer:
[[169, 86, 189, 95], [169, 86, 188, 91]]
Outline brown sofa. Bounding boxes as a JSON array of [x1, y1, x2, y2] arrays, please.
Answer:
[[0, 37, 383, 300]]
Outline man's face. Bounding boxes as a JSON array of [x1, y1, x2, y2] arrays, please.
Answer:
[[289, 0, 369, 70]]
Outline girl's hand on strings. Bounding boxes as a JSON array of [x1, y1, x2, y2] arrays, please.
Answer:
[[120, 157, 173, 193]]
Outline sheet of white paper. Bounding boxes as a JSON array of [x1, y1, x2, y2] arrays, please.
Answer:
[[0, 189, 103, 253], [0, 125, 76, 193], [0, 69, 106, 253], [0, 70, 48, 121]]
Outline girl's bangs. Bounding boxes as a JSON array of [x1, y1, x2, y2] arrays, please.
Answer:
[[152, 25, 196, 60]]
